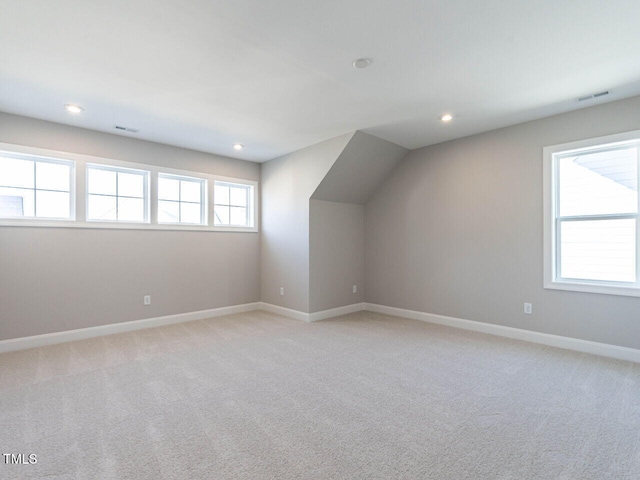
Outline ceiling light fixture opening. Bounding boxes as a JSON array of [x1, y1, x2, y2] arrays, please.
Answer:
[[233, 143, 244, 151], [65, 104, 84, 114], [440, 114, 454, 122], [352, 58, 372, 69]]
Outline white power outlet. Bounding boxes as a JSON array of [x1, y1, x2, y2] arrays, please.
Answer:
[[524, 303, 532, 314], [279, 287, 284, 296], [144, 295, 151, 306], [353, 284, 357, 294]]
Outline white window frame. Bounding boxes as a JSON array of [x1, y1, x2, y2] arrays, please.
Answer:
[[86, 163, 150, 224], [0, 150, 75, 221], [158, 172, 207, 225], [0, 142, 258, 233], [543, 129, 640, 297], [212, 179, 257, 231]]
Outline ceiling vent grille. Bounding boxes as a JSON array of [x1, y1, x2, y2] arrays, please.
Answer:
[[577, 90, 610, 102], [114, 125, 139, 133]]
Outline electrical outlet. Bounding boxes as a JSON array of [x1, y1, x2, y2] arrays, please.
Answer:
[[144, 295, 151, 306], [279, 287, 284, 296], [353, 284, 357, 294], [524, 303, 532, 314]]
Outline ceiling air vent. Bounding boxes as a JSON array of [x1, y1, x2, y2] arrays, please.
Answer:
[[114, 125, 139, 133], [577, 90, 610, 102]]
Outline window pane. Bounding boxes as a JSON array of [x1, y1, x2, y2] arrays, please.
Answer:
[[118, 172, 144, 198], [0, 187, 34, 217], [230, 186, 247, 207], [88, 194, 117, 221], [558, 147, 637, 217], [214, 205, 229, 225], [158, 200, 180, 223], [36, 161, 71, 192], [0, 194, 25, 216], [88, 168, 116, 195], [215, 184, 230, 205], [180, 180, 201, 203], [230, 206, 247, 226], [560, 219, 636, 282], [181, 202, 202, 224], [118, 197, 145, 222], [159, 177, 180, 201], [36, 191, 70, 218], [0, 157, 34, 188]]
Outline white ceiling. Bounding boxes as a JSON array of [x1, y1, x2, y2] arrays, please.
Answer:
[[1, 0, 640, 162]]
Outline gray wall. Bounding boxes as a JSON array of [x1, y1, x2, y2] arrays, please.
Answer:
[[0, 113, 260, 341], [365, 95, 640, 350], [309, 200, 364, 312], [260, 134, 353, 312]]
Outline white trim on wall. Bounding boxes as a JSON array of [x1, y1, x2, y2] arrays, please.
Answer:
[[0, 303, 260, 353], [2, 300, 639, 363], [257, 303, 311, 322], [365, 303, 640, 364], [308, 303, 366, 322], [257, 302, 365, 322]]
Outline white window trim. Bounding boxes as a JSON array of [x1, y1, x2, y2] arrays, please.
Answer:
[[0, 142, 258, 233], [158, 172, 208, 226], [0, 148, 76, 221], [86, 163, 150, 224], [212, 179, 257, 231], [543, 129, 640, 297]]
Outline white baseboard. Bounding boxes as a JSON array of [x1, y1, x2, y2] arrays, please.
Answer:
[[4, 299, 638, 364], [257, 303, 311, 322], [0, 302, 260, 354], [257, 302, 365, 322], [309, 303, 366, 322], [365, 303, 640, 364], [1, 301, 363, 353]]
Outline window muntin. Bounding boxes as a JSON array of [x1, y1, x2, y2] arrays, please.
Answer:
[[0, 153, 74, 219], [158, 173, 206, 225], [87, 164, 149, 222], [546, 132, 640, 296], [214, 180, 254, 228]]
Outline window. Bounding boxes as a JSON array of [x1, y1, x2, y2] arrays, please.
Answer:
[[214, 180, 256, 228], [544, 130, 640, 296], [87, 164, 149, 222], [0, 152, 74, 219], [158, 173, 206, 225], [0, 142, 258, 232]]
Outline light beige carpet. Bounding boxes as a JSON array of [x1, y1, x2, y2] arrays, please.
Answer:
[[1, 310, 639, 479]]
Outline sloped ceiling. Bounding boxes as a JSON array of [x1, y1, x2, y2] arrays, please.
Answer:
[[312, 131, 409, 204]]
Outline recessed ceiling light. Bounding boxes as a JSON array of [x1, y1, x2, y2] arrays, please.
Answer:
[[64, 104, 84, 114], [233, 143, 244, 151], [440, 114, 454, 122], [352, 58, 372, 69]]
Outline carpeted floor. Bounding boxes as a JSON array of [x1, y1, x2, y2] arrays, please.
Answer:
[[1, 310, 639, 479]]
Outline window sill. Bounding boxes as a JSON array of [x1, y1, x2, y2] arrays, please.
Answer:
[[0, 219, 258, 233], [545, 280, 640, 298]]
